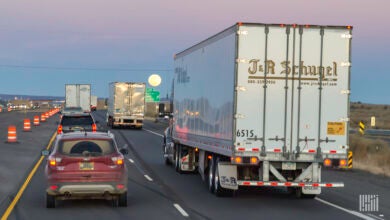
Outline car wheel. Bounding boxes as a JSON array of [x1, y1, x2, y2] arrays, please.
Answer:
[[119, 192, 127, 207], [46, 193, 55, 208], [208, 155, 215, 193]]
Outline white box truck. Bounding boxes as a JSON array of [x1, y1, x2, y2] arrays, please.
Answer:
[[107, 82, 145, 129], [65, 84, 91, 112], [91, 95, 98, 111], [163, 23, 352, 197]]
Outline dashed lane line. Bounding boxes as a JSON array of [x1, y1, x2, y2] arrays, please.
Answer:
[[173, 203, 189, 218]]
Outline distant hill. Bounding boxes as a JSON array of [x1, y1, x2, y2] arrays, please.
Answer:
[[0, 94, 64, 101]]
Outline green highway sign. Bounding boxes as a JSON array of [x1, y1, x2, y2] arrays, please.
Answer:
[[146, 88, 160, 102]]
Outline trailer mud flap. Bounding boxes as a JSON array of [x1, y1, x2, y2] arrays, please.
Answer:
[[218, 163, 238, 190], [302, 186, 321, 195]]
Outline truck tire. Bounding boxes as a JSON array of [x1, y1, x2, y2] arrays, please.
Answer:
[[175, 145, 183, 174], [163, 144, 171, 165], [46, 193, 56, 208], [118, 192, 128, 207], [213, 157, 235, 197], [207, 155, 215, 193]]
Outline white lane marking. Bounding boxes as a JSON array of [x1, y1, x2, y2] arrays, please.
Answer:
[[143, 128, 164, 137], [315, 198, 375, 220], [128, 158, 134, 163], [367, 214, 385, 220], [173, 203, 189, 217], [144, 174, 153, 182]]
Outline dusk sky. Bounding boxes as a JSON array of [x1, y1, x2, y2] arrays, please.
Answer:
[[0, 0, 389, 104]]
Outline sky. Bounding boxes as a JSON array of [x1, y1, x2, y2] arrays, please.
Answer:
[[0, 0, 389, 104]]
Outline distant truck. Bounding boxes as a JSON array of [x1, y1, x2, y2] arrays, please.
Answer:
[[163, 23, 352, 197], [90, 95, 98, 111], [65, 84, 91, 113], [107, 82, 145, 129]]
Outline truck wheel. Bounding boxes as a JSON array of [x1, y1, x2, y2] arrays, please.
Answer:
[[119, 192, 128, 207], [175, 145, 183, 174], [163, 144, 171, 165], [207, 155, 215, 193], [46, 193, 56, 208], [214, 157, 235, 197]]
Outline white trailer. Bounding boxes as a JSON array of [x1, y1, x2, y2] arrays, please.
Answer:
[[91, 95, 98, 111], [164, 23, 352, 197], [107, 82, 145, 129], [65, 84, 91, 112]]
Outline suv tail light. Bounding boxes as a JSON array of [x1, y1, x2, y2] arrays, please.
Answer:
[[111, 156, 124, 165], [92, 123, 97, 132], [48, 156, 62, 167], [57, 125, 63, 134]]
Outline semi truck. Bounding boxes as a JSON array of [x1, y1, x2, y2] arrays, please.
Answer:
[[65, 84, 91, 112], [107, 82, 145, 129], [90, 95, 98, 111], [163, 23, 352, 197]]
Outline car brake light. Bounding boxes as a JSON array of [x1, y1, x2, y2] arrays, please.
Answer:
[[112, 156, 124, 165], [50, 185, 58, 190], [49, 159, 56, 166], [117, 184, 125, 189], [92, 123, 97, 132], [49, 157, 62, 166], [57, 125, 63, 134]]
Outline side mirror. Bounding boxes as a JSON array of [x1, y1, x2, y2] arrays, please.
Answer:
[[120, 144, 128, 155], [120, 148, 128, 155], [42, 150, 51, 156]]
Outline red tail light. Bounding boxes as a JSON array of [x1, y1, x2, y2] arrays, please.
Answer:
[[48, 156, 62, 167], [112, 156, 124, 165], [57, 125, 63, 134], [92, 123, 97, 132]]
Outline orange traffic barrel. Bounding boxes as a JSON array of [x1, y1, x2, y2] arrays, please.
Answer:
[[7, 125, 17, 143], [41, 113, 46, 122], [8, 107, 11, 112], [33, 116, 40, 126], [23, 119, 32, 132], [45, 112, 49, 119]]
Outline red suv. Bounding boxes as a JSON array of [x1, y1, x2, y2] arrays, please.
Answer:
[[43, 131, 128, 208]]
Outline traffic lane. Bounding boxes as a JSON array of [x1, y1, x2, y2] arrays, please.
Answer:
[[321, 168, 389, 218], [0, 111, 59, 212], [0, 110, 55, 142], [119, 127, 357, 220], [7, 134, 185, 219]]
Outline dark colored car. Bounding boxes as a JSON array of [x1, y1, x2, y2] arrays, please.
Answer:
[[43, 131, 128, 208], [58, 113, 97, 134]]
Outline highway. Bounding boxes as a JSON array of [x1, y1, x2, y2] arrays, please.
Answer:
[[0, 110, 388, 220]]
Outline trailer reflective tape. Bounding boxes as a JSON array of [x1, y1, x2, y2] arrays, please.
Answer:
[[252, 148, 259, 152], [274, 149, 281, 153], [329, 150, 337, 154], [237, 181, 344, 187], [308, 149, 316, 153], [237, 147, 245, 151]]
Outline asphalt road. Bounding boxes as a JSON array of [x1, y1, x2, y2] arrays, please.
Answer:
[[0, 110, 388, 220]]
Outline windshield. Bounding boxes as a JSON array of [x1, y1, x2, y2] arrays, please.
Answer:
[[61, 115, 94, 126]]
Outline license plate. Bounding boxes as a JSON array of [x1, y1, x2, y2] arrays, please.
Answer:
[[282, 162, 296, 170], [79, 162, 94, 170]]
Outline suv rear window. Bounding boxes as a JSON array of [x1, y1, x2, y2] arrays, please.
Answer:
[[59, 139, 114, 156], [61, 115, 94, 126]]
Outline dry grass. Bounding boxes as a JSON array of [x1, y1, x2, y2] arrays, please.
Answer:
[[349, 134, 390, 176], [350, 102, 390, 129]]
